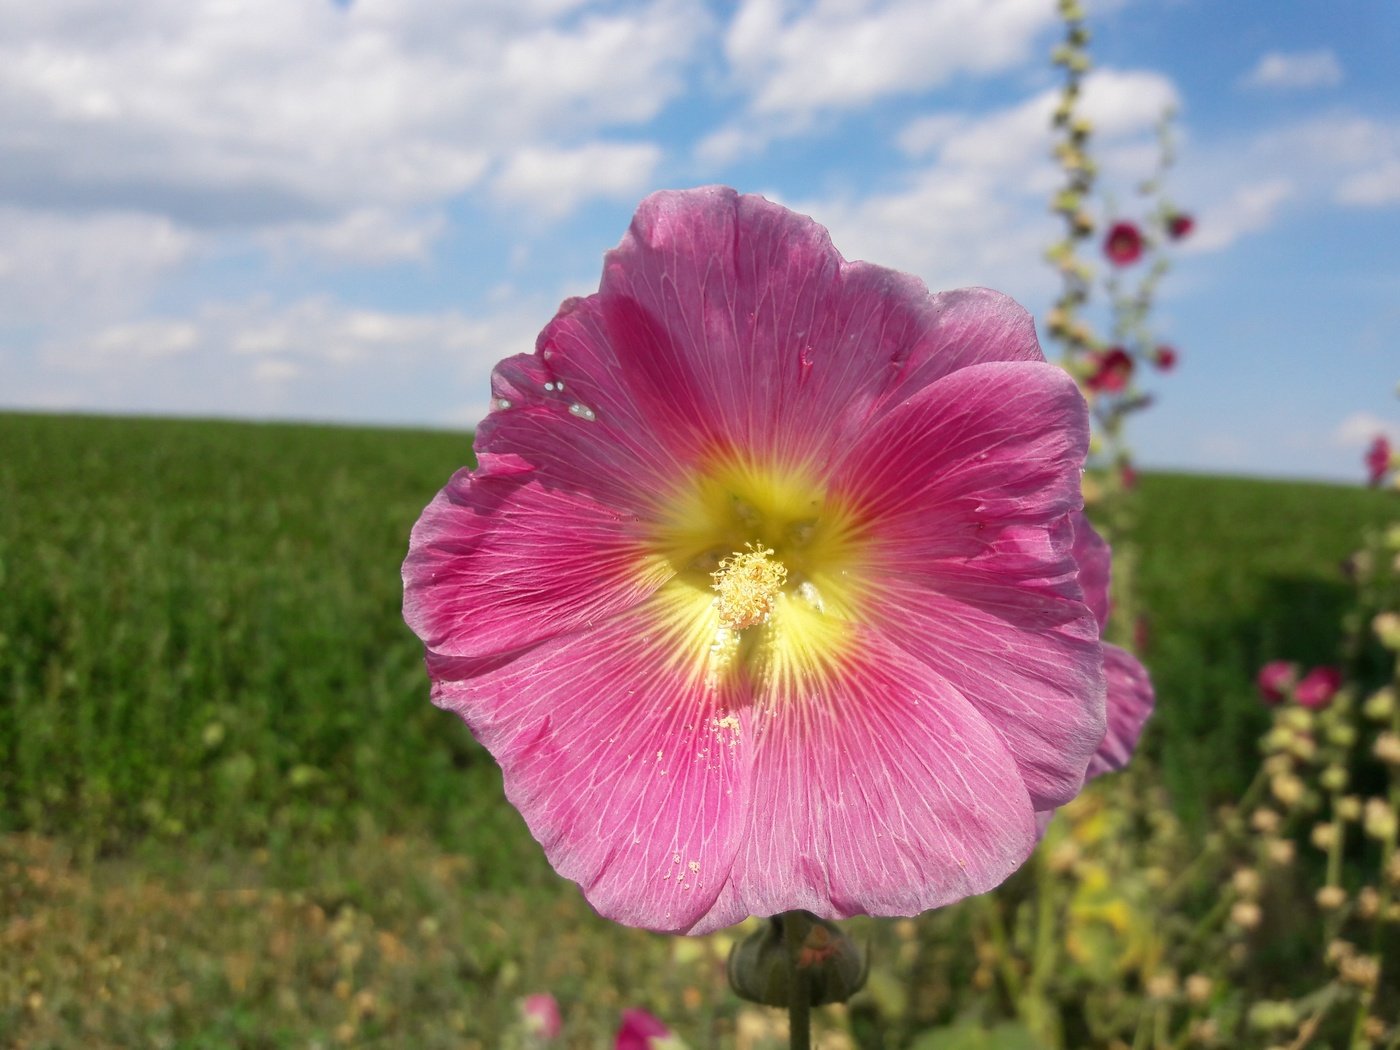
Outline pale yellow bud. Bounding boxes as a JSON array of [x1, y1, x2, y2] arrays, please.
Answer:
[[1185, 974, 1213, 1004], [1319, 764, 1348, 791], [1373, 611, 1400, 649], [1340, 954, 1380, 990], [1232, 867, 1262, 898], [1146, 972, 1178, 1001], [1357, 886, 1380, 919], [1373, 732, 1400, 766], [1230, 900, 1262, 929], [1325, 938, 1355, 965], [1363, 687, 1396, 721], [1364, 798, 1398, 840], [1338, 796, 1363, 821], [1251, 808, 1281, 833], [1266, 838, 1295, 866], [1316, 885, 1346, 911], [1270, 773, 1305, 808], [1188, 1018, 1219, 1045], [1311, 823, 1340, 850]]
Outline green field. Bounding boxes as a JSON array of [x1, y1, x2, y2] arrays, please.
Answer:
[[1, 411, 1395, 1047]]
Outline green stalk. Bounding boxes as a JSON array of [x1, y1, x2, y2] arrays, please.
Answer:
[[783, 911, 812, 1050]]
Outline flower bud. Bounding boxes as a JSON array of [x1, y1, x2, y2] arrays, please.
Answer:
[[1319, 764, 1348, 791], [1251, 807, 1281, 833], [1246, 1000, 1298, 1031], [1316, 885, 1346, 911], [1374, 732, 1400, 766], [1310, 823, 1339, 851], [1185, 974, 1212, 1005], [520, 994, 562, 1042], [727, 912, 867, 1007], [1324, 721, 1357, 748], [1364, 799, 1398, 841], [1338, 796, 1363, 821], [1232, 868, 1261, 898], [1340, 954, 1380, 990], [1374, 612, 1400, 650], [1363, 687, 1396, 722], [1230, 900, 1262, 930], [1270, 773, 1305, 808]]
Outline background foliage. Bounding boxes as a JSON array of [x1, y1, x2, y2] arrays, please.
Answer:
[[2, 412, 1396, 1047]]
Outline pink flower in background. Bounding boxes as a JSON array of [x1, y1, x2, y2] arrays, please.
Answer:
[[1367, 435, 1392, 486], [520, 994, 562, 1040], [1104, 221, 1144, 265], [1166, 213, 1194, 240], [1257, 661, 1299, 705], [404, 187, 1123, 934], [1086, 347, 1134, 393], [616, 1008, 682, 1049], [1295, 666, 1342, 709], [1152, 345, 1178, 371]]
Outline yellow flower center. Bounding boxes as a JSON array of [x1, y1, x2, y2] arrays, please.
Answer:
[[711, 544, 787, 630], [640, 450, 870, 691]]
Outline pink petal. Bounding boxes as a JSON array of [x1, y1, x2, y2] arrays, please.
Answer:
[[719, 629, 1036, 929], [1072, 513, 1111, 631], [831, 360, 1106, 809], [403, 462, 663, 659], [1086, 643, 1154, 778], [403, 341, 687, 659], [616, 1008, 673, 1050], [425, 601, 748, 935], [598, 187, 1044, 465]]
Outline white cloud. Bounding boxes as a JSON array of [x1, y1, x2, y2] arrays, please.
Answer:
[[0, 0, 705, 226], [793, 69, 1179, 296], [492, 142, 664, 218], [1243, 49, 1344, 91], [1336, 161, 1400, 207], [90, 320, 201, 360], [725, 0, 1057, 117], [261, 208, 448, 266], [1333, 411, 1400, 449], [702, 0, 1060, 164], [31, 294, 551, 426], [0, 207, 195, 323], [1233, 113, 1400, 212], [1182, 179, 1293, 253]]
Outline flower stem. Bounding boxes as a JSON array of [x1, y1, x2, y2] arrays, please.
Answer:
[[782, 911, 813, 1050]]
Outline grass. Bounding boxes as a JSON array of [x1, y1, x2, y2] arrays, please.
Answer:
[[1131, 472, 1394, 824], [1, 411, 1395, 1046]]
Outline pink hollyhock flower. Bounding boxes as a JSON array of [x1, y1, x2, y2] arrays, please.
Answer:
[[520, 994, 562, 1040], [1256, 660, 1298, 705], [1104, 221, 1144, 265], [1295, 666, 1342, 709], [403, 187, 1123, 935], [1086, 347, 1134, 393], [1152, 345, 1177, 372], [1166, 213, 1194, 240], [616, 1008, 683, 1050], [1367, 435, 1392, 487]]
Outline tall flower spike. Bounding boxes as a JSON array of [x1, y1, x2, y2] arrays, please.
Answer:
[[404, 187, 1145, 934]]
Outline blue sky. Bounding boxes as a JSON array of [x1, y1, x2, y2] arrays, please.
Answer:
[[2, 0, 1397, 481]]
